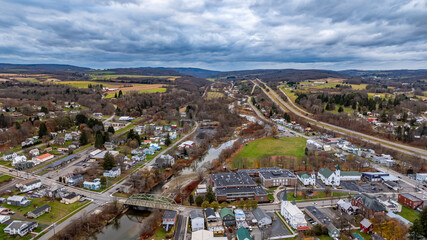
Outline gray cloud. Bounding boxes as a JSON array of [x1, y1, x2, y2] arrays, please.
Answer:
[[0, 0, 426, 70]]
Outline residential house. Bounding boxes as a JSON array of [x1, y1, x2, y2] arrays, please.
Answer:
[[178, 140, 195, 150], [415, 173, 427, 183], [29, 149, 40, 157], [205, 208, 217, 222], [373, 154, 396, 167], [143, 148, 155, 155], [252, 208, 272, 227], [337, 199, 358, 215], [220, 207, 235, 226], [236, 227, 252, 240], [83, 178, 101, 190], [0, 215, 10, 224], [6, 196, 31, 207], [155, 154, 175, 168], [131, 148, 144, 155], [234, 209, 246, 221], [4, 221, 38, 237], [204, 208, 224, 235], [162, 210, 177, 232], [12, 155, 27, 167], [190, 209, 204, 231], [280, 189, 308, 230], [64, 133, 72, 141], [66, 174, 83, 186], [360, 218, 373, 234], [26, 205, 51, 219], [297, 171, 316, 186], [327, 223, 340, 238], [132, 153, 146, 162], [352, 194, 386, 218], [16, 178, 41, 192], [104, 142, 115, 151], [103, 167, 121, 178], [398, 193, 424, 210], [191, 230, 227, 240], [61, 192, 81, 204], [3, 152, 17, 161]]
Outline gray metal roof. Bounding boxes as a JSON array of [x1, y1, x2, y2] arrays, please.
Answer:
[[400, 193, 422, 202], [259, 169, 296, 179], [215, 186, 267, 196], [211, 172, 255, 188], [29, 204, 50, 215], [252, 208, 271, 222], [47, 154, 77, 168], [163, 210, 176, 219], [190, 209, 204, 219]]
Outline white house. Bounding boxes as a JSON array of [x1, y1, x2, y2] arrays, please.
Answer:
[[29, 149, 40, 157], [12, 155, 27, 167], [190, 209, 204, 232], [234, 209, 246, 221], [297, 171, 316, 186], [415, 173, 427, 183], [4, 221, 38, 237], [252, 208, 272, 227], [0, 215, 10, 224], [280, 189, 308, 230], [3, 152, 17, 161], [132, 153, 146, 161], [103, 167, 121, 178], [16, 178, 41, 192], [377, 196, 402, 213]]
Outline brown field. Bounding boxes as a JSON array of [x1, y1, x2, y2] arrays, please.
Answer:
[[45, 78, 61, 83], [0, 78, 10, 82], [309, 78, 345, 83], [111, 83, 164, 92]]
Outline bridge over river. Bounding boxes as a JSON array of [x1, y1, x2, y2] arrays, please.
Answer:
[[124, 194, 181, 211]]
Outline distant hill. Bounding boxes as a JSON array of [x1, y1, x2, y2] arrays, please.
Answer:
[[340, 69, 427, 78], [212, 69, 350, 82], [102, 67, 183, 76], [0, 63, 90, 72], [137, 67, 220, 78]]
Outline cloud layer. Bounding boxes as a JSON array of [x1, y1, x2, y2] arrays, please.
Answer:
[[0, 0, 426, 70]]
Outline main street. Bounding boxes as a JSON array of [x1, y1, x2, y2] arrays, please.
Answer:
[[251, 79, 427, 159]]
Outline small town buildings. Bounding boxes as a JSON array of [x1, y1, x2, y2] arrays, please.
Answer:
[[327, 223, 340, 238], [103, 167, 121, 178], [234, 209, 246, 221], [47, 154, 77, 169], [2, 152, 17, 161], [205, 208, 217, 222], [205, 208, 224, 235], [360, 218, 373, 234], [220, 207, 235, 226], [12, 155, 27, 167], [373, 154, 396, 167], [4, 221, 38, 237], [89, 149, 102, 158], [398, 193, 424, 210], [36, 153, 54, 162], [297, 171, 316, 186], [16, 178, 41, 192], [352, 194, 386, 218], [415, 173, 427, 183], [280, 189, 308, 230], [195, 184, 207, 197], [83, 178, 101, 190], [104, 142, 116, 151], [132, 153, 146, 161], [252, 208, 272, 227], [61, 193, 81, 204], [162, 210, 177, 232], [236, 227, 252, 240], [119, 184, 132, 194], [318, 167, 340, 186], [190, 209, 204, 231], [7, 196, 31, 207], [92, 150, 119, 160], [178, 140, 195, 150], [26, 205, 51, 219]]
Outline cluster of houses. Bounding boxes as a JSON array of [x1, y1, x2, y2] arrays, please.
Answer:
[[2, 152, 55, 170]]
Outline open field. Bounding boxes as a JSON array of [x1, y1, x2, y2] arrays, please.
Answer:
[[104, 84, 166, 98], [232, 137, 306, 167], [15, 77, 40, 83], [0, 174, 13, 183], [56, 81, 112, 88], [2, 197, 88, 224], [205, 91, 225, 100]]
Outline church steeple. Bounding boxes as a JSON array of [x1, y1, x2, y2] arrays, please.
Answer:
[[282, 188, 288, 201]]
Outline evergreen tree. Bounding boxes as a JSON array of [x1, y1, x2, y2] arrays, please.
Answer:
[[189, 194, 194, 206], [100, 176, 107, 186], [195, 196, 203, 206], [103, 152, 116, 170], [41, 106, 49, 114], [114, 93, 117, 98], [38, 123, 48, 138], [409, 207, 427, 239], [107, 126, 115, 134], [118, 90, 123, 98], [79, 130, 88, 145], [0, 114, 6, 128], [95, 131, 104, 148], [15, 122, 21, 130], [338, 106, 344, 113], [205, 186, 216, 203], [165, 133, 171, 146]]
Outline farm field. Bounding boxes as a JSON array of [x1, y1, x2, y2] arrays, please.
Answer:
[[15, 77, 40, 83], [91, 74, 178, 81], [104, 84, 166, 98], [232, 137, 306, 168], [56, 81, 112, 88], [205, 91, 225, 100]]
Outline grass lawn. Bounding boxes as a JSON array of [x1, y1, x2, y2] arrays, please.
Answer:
[[0, 160, 13, 168], [317, 235, 333, 240], [398, 205, 420, 222], [268, 194, 274, 201], [2, 197, 87, 224], [0, 174, 13, 183], [232, 137, 306, 168], [286, 191, 350, 201], [0, 223, 34, 240], [152, 227, 167, 239], [115, 124, 135, 135]]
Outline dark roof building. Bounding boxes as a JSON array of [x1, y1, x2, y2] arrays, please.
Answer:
[[398, 193, 424, 210], [26, 205, 50, 219]]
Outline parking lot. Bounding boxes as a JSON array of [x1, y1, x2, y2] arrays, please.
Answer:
[[305, 206, 331, 225], [340, 181, 391, 193]]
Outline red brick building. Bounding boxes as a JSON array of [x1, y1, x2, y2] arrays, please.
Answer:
[[398, 193, 423, 210]]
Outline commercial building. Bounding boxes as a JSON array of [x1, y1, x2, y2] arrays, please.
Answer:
[[258, 169, 297, 188], [362, 172, 390, 182], [280, 189, 308, 230], [16, 178, 41, 192], [83, 178, 101, 191], [210, 172, 268, 202], [352, 194, 386, 218], [398, 193, 424, 210], [7, 196, 31, 207]]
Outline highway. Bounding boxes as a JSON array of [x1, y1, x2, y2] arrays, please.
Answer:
[[251, 79, 427, 159]]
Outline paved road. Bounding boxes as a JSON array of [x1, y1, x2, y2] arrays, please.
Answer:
[[252, 80, 427, 159], [174, 215, 188, 240]]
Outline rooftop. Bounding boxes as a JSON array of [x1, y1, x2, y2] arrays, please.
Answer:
[[211, 172, 255, 188], [400, 193, 422, 202]]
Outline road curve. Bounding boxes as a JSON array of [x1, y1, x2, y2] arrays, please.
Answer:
[[252, 80, 427, 160]]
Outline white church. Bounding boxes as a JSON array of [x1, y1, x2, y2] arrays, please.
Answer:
[[318, 165, 361, 186], [280, 189, 308, 231]]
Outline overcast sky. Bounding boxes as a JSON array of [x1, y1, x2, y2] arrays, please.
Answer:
[[0, 0, 426, 71]]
